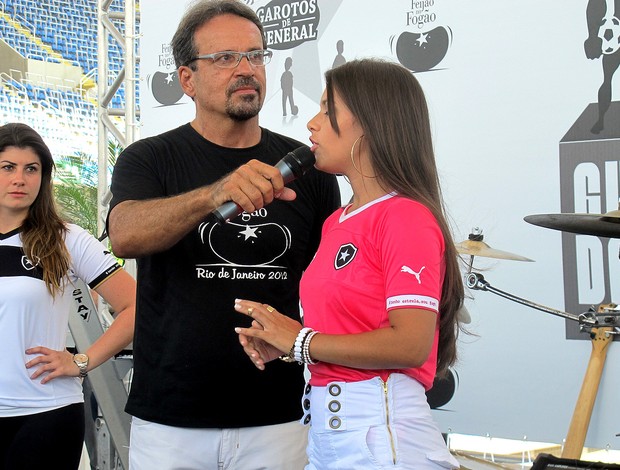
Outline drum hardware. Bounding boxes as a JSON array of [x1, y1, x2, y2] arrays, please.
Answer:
[[465, 272, 620, 332], [522, 211, 620, 458], [462, 226, 618, 459], [524, 207, 620, 239], [562, 319, 614, 459], [466, 270, 618, 459], [459, 227, 618, 331], [593, 304, 620, 334], [465, 272, 601, 330], [456, 228, 534, 274]]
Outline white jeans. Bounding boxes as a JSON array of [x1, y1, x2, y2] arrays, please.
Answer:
[[304, 374, 459, 469], [129, 417, 308, 470]]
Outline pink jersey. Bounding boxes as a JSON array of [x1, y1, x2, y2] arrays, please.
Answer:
[[300, 193, 444, 389]]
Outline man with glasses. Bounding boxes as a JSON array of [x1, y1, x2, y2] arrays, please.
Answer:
[[106, 1, 340, 469]]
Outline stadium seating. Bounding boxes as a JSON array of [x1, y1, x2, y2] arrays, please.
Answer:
[[0, 0, 135, 159]]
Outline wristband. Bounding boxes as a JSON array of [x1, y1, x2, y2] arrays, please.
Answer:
[[301, 330, 319, 365], [293, 327, 313, 363]]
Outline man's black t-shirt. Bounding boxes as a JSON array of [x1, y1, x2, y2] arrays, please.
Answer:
[[109, 124, 340, 427]]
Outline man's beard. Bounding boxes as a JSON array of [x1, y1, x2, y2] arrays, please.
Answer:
[[226, 78, 263, 121], [226, 94, 262, 121]]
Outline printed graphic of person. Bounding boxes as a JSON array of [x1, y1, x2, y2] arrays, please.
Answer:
[[585, 0, 620, 133], [281, 57, 298, 116], [332, 39, 346, 68]]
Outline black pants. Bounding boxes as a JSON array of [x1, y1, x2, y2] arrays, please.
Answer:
[[0, 403, 85, 470]]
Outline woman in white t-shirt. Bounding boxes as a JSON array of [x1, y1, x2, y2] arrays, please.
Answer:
[[234, 59, 465, 469], [0, 123, 136, 469]]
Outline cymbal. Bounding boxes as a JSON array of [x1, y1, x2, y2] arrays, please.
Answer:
[[524, 210, 620, 239], [455, 239, 534, 261]]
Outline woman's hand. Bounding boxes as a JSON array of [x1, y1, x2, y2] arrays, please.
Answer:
[[234, 299, 302, 370], [25, 347, 79, 384], [237, 320, 285, 370]]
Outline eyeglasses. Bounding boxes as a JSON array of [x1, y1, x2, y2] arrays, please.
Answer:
[[185, 50, 273, 68]]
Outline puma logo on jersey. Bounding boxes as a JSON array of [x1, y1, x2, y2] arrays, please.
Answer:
[[401, 265, 425, 284]]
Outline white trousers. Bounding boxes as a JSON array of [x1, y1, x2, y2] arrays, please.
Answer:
[[129, 417, 308, 470], [304, 374, 459, 470]]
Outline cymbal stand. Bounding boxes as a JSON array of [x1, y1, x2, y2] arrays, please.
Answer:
[[464, 272, 599, 329], [465, 271, 620, 459], [464, 255, 475, 275]]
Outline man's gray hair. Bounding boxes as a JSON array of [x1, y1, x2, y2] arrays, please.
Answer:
[[171, 0, 266, 70]]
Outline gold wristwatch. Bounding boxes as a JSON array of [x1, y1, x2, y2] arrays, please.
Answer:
[[73, 353, 89, 378]]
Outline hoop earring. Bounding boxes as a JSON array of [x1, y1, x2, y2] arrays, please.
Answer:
[[350, 135, 376, 178]]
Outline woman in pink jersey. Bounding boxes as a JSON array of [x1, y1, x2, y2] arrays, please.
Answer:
[[234, 59, 464, 469]]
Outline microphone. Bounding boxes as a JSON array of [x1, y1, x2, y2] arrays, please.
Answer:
[[211, 146, 316, 224]]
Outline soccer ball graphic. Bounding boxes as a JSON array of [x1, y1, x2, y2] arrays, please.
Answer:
[[598, 16, 620, 55]]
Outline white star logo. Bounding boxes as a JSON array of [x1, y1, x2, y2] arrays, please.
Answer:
[[416, 33, 428, 46], [239, 225, 259, 241], [334, 243, 358, 269], [21, 255, 37, 271], [165, 73, 174, 84]]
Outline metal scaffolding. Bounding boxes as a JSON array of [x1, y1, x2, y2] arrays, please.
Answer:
[[73, 1, 140, 468], [97, 0, 139, 237]]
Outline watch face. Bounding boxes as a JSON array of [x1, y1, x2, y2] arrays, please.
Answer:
[[74, 354, 88, 365]]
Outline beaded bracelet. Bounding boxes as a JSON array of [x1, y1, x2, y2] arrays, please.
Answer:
[[278, 327, 312, 363], [301, 330, 320, 365], [293, 327, 313, 363]]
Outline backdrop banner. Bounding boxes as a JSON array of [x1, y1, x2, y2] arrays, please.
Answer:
[[139, 0, 620, 450]]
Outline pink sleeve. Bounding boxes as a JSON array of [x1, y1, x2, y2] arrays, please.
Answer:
[[380, 200, 444, 313]]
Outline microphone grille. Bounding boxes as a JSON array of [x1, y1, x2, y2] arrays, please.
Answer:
[[290, 145, 316, 170]]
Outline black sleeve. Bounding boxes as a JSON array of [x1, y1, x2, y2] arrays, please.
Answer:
[[108, 138, 169, 212], [105, 137, 171, 239]]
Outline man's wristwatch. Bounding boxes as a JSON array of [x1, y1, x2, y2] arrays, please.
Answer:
[[73, 353, 89, 378]]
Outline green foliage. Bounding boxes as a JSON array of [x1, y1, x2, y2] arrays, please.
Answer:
[[53, 141, 122, 238], [55, 179, 98, 234]]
